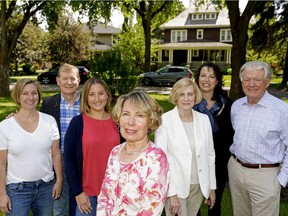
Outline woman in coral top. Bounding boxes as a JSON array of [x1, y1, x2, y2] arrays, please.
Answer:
[[97, 91, 169, 216], [64, 77, 122, 216]]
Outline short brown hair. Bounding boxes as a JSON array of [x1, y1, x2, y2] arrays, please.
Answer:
[[169, 78, 202, 105], [112, 91, 163, 133], [11, 78, 42, 107]]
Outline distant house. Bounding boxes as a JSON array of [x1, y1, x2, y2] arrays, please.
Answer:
[[158, 4, 232, 71], [91, 23, 121, 53]]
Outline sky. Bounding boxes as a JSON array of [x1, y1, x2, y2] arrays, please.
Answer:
[[109, 0, 249, 27]]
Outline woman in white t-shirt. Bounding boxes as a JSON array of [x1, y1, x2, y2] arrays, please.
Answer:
[[0, 79, 63, 216]]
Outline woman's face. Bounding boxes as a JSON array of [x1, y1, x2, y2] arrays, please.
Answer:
[[198, 66, 218, 93], [87, 83, 108, 113], [176, 85, 195, 111], [119, 100, 149, 143], [19, 83, 39, 109]]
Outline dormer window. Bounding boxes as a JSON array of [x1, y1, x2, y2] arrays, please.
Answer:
[[171, 30, 187, 42], [205, 13, 217, 20], [192, 13, 217, 20], [191, 14, 203, 20]]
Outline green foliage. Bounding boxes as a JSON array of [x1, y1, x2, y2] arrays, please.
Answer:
[[48, 15, 92, 65], [115, 24, 145, 70], [21, 63, 36, 75], [88, 51, 139, 97]]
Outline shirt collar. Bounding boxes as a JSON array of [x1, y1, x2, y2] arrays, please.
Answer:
[[242, 91, 270, 108], [60, 92, 80, 105]]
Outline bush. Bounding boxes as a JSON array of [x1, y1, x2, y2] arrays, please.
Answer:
[[88, 51, 140, 97], [22, 63, 36, 75]]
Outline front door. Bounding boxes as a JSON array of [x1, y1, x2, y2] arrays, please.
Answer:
[[173, 50, 187, 66]]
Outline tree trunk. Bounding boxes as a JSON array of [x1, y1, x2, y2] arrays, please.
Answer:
[[226, 0, 267, 100], [0, 1, 10, 96], [281, 43, 288, 85], [143, 2, 153, 72]]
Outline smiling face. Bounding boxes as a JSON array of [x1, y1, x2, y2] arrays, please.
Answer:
[[19, 83, 39, 110], [119, 100, 149, 144], [176, 85, 196, 112], [242, 68, 270, 104], [56, 68, 80, 97], [87, 83, 108, 113], [198, 66, 218, 93]]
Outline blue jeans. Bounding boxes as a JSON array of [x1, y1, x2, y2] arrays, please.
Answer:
[[75, 196, 97, 216], [53, 155, 70, 216], [6, 179, 54, 216]]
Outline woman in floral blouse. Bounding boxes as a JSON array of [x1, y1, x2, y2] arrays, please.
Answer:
[[97, 91, 169, 216]]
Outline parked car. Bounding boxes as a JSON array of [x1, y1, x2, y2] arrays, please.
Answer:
[[139, 66, 193, 86], [37, 66, 90, 84]]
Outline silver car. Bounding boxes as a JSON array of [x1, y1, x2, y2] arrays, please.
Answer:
[[139, 66, 193, 86]]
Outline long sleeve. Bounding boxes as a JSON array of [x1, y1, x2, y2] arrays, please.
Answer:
[[97, 144, 169, 216], [64, 115, 83, 196]]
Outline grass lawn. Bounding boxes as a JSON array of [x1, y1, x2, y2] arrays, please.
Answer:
[[1, 77, 288, 215]]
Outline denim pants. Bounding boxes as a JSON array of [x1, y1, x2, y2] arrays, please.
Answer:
[[75, 196, 97, 216], [53, 154, 70, 216], [6, 179, 54, 216]]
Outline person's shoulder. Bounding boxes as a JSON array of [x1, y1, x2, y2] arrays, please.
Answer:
[[42, 93, 60, 102], [193, 109, 209, 119], [39, 112, 57, 122], [0, 117, 14, 127]]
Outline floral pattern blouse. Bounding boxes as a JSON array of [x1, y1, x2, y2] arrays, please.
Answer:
[[97, 142, 169, 216]]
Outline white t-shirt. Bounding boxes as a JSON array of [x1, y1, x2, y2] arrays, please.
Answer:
[[0, 112, 60, 184]]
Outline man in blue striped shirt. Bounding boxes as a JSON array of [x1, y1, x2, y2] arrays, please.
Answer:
[[228, 60, 288, 216], [41, 64, 81, 216]]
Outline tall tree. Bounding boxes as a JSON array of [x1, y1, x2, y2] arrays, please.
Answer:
[[48, 15, 92, 65], [225, 0, 268, 99], [249, 1, 288, 85], [121, 0, 184, 72], [196, 0, 268, 99], [0, 0, 115, 97], [0, 0, 53, 96]]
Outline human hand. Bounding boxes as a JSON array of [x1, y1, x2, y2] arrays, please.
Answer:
[[204, 189, 216, 209], [0, 193, 11, 214], [76, 192, 92, 214], [52, 179, 63, 200], [169, 195, 182, 215], [5, 111, 17, 119]]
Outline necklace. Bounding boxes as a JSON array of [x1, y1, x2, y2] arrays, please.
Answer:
[[123, 139, 150, 155]]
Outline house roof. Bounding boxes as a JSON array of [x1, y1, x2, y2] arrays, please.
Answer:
[[92, 23, 121, 34], [160, 4, 230, 29], [158, 41, 232, 49]]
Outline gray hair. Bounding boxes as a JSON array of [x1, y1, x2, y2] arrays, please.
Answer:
[[239, 61, 272, 81]]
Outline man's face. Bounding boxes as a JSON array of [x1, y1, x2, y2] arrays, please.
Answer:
[[56, 69, 80, 96], [241, 69, 270, 104]]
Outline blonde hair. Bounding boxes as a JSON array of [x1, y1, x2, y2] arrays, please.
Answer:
[[57, 63, 79, 78], [80, 77, 112, 114], [169, 78, 202, 105], [112, 91, 163, 133], [11, 78, 42, 107]]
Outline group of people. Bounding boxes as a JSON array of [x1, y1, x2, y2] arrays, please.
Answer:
[[0, 60, 287, 216]]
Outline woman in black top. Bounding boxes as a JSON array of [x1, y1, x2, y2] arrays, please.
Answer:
[[194, 62, 234, 216]]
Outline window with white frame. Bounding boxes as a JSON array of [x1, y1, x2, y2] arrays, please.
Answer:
[[220, 29, 232, 42], [171, 30, 187, 42], [191, 13, 203, 20], [205, 13, 216, 20], [197, 29, 203, 39], [193, 50, 199, 57]]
